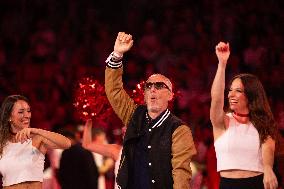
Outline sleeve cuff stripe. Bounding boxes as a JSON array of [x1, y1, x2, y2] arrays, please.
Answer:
[[107, 63, 122, 68], [110, 59, 122, 63], [108, 60, 122, 65]]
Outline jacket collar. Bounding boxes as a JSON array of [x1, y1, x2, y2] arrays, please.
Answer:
[[146, 109, 171, 129]]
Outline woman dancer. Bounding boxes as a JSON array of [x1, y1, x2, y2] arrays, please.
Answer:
[[0, 95, 71, 189], [210, 42, 278, 189]]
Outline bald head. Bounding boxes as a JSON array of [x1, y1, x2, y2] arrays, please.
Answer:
[[147, 74, 172, 92]]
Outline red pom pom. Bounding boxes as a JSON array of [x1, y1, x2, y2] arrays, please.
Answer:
[[73, 77, 112, 121], [131, 81, 145, 104]]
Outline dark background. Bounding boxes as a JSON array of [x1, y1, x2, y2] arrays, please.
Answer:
[[0, 0, 283, 188]]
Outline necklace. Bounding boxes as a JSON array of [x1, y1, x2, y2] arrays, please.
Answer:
[[233, 112, 249, 117]]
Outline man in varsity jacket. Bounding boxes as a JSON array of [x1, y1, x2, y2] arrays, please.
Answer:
[[105, 32, 196, 189]]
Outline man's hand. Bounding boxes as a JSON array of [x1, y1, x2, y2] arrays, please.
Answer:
[[215, 42, 230, 65], [114, 32, 133, 57]]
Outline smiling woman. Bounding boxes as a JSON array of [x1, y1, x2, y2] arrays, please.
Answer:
[[210, 42, 278, 189], [9, 99, 31, 135], [0, 95, 71, 189]]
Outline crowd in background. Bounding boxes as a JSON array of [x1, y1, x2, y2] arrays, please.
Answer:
[[0, 0, 283, 188]]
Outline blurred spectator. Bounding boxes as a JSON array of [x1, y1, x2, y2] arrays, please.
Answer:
[[57, 129, 99, 189], [91, 127, 114, 189]]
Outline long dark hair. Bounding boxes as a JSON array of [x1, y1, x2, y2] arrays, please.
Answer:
[[0, 95, 30, 158], [229, 74, 277, 144]]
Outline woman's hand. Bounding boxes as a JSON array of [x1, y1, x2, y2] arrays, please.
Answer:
[[215, 42, 230, 66], [113, 32, 133, 57], [85, 119, 93, 128], [263, 166, 278, 189], [15, 128, 34, 143], [82, 119, 93, 148]]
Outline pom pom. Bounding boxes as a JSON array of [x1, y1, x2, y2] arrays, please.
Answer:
[[73, 77, 112, 121], [131, 81, 145, 104]]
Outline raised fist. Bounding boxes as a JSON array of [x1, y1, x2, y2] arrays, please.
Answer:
[[114, 32, 134, 57], [215, 42, 230, 65]]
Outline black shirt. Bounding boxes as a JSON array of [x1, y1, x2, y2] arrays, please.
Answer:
[[132, 114, 151, 189], [58, 143, 99, 189]]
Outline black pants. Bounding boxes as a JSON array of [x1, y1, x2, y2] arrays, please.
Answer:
[[220, 174, 264, 189]]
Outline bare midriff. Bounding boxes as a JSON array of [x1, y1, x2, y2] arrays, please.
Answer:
[[4, 181, 42, 189], [220, 170, 262, 178]]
